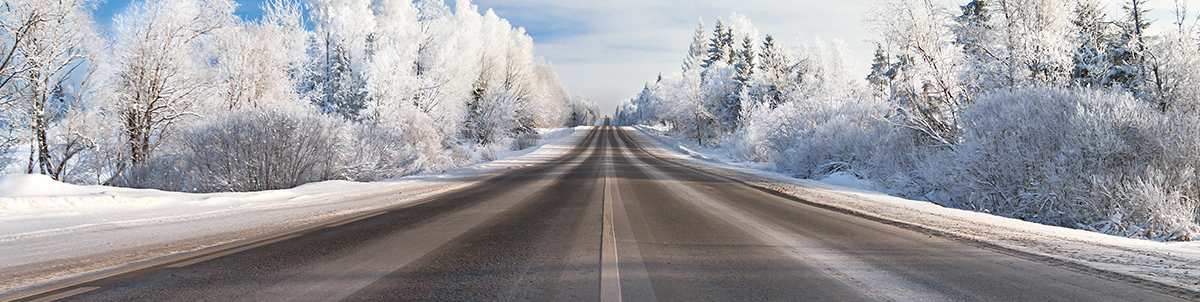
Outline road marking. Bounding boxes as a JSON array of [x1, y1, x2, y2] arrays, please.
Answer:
[[325, 211, 386, 228], [26, 287, 98, 302], [601, 151, 622, 302], [166, 234, 301, 268]]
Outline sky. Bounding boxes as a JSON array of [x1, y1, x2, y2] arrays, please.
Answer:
[[91, 0, 1194, 115]]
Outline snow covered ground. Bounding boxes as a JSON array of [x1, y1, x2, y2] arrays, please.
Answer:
[[0, 127, 589, 293], [631, 125, 1200, 294]]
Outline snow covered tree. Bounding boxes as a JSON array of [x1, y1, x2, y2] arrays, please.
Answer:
[[0, 0, 100, 179], [1070, 0, 1111, 87], [306, 0, 374, 121], [1106, 0, 1152, 95], [212, 1, 307, 110], [955, 0, 1074, 94], [954, 0, 993, 95], [683, 20, 706, 72], [363, 0, 420, 122], [998, 0, 1074, 86], [702, 19, 732, 69], [110, 0, 234, 169], [1142, 2, 1200, 113], [867, 0, 963, 147], [731, 36, 754, 109], [757, 34, 790, 108], [866, 43, 892, 98]]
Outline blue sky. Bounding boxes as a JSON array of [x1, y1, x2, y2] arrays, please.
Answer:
[[92, 0, 266, 30], [90, 0, 1194, 114]]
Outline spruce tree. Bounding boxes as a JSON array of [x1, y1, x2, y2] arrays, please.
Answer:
[[683, 20, 707, 72], [1070, 0, 1109, 87], [758, 34, 789, 107], [732, 36, 755, 112], [703, 19, 734, 69], [733, 37, 755, 92], [954, 0, 992, 93], [866, 43, 892, 98], [703, 19, 728, 68], [1106, 0, 1152, 94]]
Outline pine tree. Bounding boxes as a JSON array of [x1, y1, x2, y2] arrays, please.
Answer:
[[955, 0, 989, 55], [1106, 0, 1153, 94], [732, 36, 755, 105], [683, 20, 707, 72], [315, 42, 369, 121], [702, 19, 732, 68], [954, 0, 992, 94], [758, 34, 790, 107], [1070, 0, 1110, 87], [866, 43, 892, 98], [463, 73, 488, 144]]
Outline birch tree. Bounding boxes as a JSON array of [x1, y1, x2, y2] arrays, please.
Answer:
[[0, 0, 99, 178]]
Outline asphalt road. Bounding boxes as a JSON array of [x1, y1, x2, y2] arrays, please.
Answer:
[[9, 126, 1192, 301]]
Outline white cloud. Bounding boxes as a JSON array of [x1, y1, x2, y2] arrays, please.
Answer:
[[467, 0, 1191, 115], [470, 0, 874, 114]]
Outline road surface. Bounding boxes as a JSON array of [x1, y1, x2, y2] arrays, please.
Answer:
[[7, 126, 1191, 301]]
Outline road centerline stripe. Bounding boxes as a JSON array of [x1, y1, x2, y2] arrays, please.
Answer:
[[601, 134, 622, 302]]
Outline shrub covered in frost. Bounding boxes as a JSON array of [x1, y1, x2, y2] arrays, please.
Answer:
[[725, 85, 1199, 240], [730, 93, 925, 195], [923, 87, 1198, 240], [511, 132, 541, 151], [178, 109, 341, 192], [338, 121, 421, 182]]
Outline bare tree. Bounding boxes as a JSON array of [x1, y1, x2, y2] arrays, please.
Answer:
[[110, 0, 233, 174], [867, 0, 965, 148], [0, 0, 99, 178]]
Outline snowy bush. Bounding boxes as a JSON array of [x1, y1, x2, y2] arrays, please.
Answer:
[[926, 87, 1198, 240], [110, 155, 191, 191], [339, 122, 420, 182], [730, 93, 925, 196], [177, 108, 340, 192], [511, 132, 541, 151]]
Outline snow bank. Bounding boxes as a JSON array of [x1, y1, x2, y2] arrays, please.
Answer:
[[630, 126, 1200, 294], [0, 127, 591, 292]]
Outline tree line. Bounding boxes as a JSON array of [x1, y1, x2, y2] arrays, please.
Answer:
[[616, 1, 1200, 241], [0, 0, 597, 191]]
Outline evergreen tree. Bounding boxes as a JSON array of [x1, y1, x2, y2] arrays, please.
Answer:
[[463, 73, 488, 144], [1106, 0, 1153, 94], [732, 36, 755, 103], [1070, 0, 1110, 87], [866, 43, 892, 98], [703, 19, 733, 68], [683, 20, 707, 72], [758, 34, 790, 107], [954, 0, 992, 94], [314, 42, 369, 121]]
